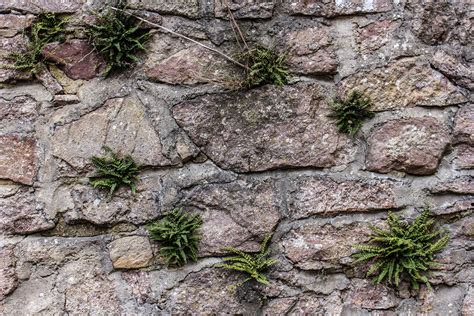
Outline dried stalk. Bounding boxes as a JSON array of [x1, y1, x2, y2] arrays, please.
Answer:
[[108, 6, 249, 70]]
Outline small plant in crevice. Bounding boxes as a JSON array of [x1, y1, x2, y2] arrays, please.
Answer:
[[328, 90, 375, 136], [146, 209, 203, 267], [86, 1, 151, 76], [8, 13, 68, 75], [89, 146, 140, 197], [353, 208, 449, 290], [239, 45, 289, 88], [216, 235, 278, 289]]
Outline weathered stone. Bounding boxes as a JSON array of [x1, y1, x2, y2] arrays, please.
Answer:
[[53, 94, 80, 106], [162, 268, 262, 314], [281, 220, 371, 270], [419, 285, 467, 315], [285, 26, 338, 75], [288, 176, 397, 219], [2, 237, 122, 315], [455, 145, 474, 169], [172, 82, 356, 172], [180, 179, 282, 256], [51, 94, 193, 171], [0, 135, 37, 185], [215, 0, 274, 19], [462, 287, 474, 316], [0, 185, 54, 235], [37, 67, 63, 94], [49, 64, 84, 94], [454, 106, 474, 144], [146, 45, 235, 85], [345, 279, 399, 310], [0, 0, 84, 13], [356, 19, 400, 53], [0, 35, 32, 83], [0, 14, 34, 38], [287, 292, 343, 315], [408, 0, 471, 45], [42, 40, 105, 80], [109, 236, 153, 269], [128, 0, 201, 18], [0, 245, 18, 300], [279, 270, 350, 294], [285, 0, 393, 17], [262, 297, 297, 315], [63, 177, 161, 226], [366, 117, 451, 175], [431, 177, 474, 195], [433, 199, 474, 216], [0, 96, 38, 134], [431, 51, 474, 90], [340, 57, 468, 111]]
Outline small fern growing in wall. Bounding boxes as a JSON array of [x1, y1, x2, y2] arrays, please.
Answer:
[[216, 235, 278, 289], [86, 1, 151, 76], [9, 13, 68, 75], [353, 208, 449, 290], [89, 146, 140, 197], [146, 209, 202, 267], [329, 90, 374, 136], [240, 45, 289, 88]]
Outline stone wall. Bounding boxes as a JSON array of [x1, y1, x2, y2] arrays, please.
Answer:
[[0, 0, 473, 314]]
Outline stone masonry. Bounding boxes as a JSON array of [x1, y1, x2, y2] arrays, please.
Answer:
[[0, 0, 473, 314]]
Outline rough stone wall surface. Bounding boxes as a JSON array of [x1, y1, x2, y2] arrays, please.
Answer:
[[0, 0, 473, 315]]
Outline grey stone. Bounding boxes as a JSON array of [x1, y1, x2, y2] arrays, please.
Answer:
[[340, 57, 468, 111], [288, 176, 397, 219], [109, 236, 153, 269], [172, 82, 356, 173], [366, 117, 451, 175]]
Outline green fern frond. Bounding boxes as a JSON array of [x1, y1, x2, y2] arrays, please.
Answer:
[[216, 234, 277, 288], [89, 146, 140, 197], [86, 1, 151, 76], [240, 45, 289, 88], [352, 208, 448, 290], [8, 13, 68, 76], [146, 209, 202, 267], [328, 90, 374, 136]]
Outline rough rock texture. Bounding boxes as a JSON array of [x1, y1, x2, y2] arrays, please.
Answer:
[[109, 236, 153, 269], [180, 179, 282, 255], [42, 40, 106, 80], [0, 136, 37, 185], [288, 176, 398, 219], [173, 82, 356, 172], [281, 220, 372, 270], [1, 1, 472, 314], [285, 26, 338, 75], [366, 117, 451, 175], [285, 0, 394, 17], [341, 57, 468, 111]]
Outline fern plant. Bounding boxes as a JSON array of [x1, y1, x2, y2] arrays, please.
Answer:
[[146, 209, 202, 267], [353, 209, 449, 290], [240, 45, 289, 88], [9, 13, 68, 75], [86, 1, 151, 76], [89, 146, 140, 197], [328, 90, 374, 136], [216, 235, 278, 288]]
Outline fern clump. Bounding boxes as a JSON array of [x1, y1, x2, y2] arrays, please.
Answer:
[[353, 209, 449, 290], [9, 13, 68, 75], [146, 209, 202, 267], [89, 146, 140, 197], [241, 45, 289, 88], [216, 235, 278, 288], [86, 2, 151, 76], [328, 90, 374, 136]]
